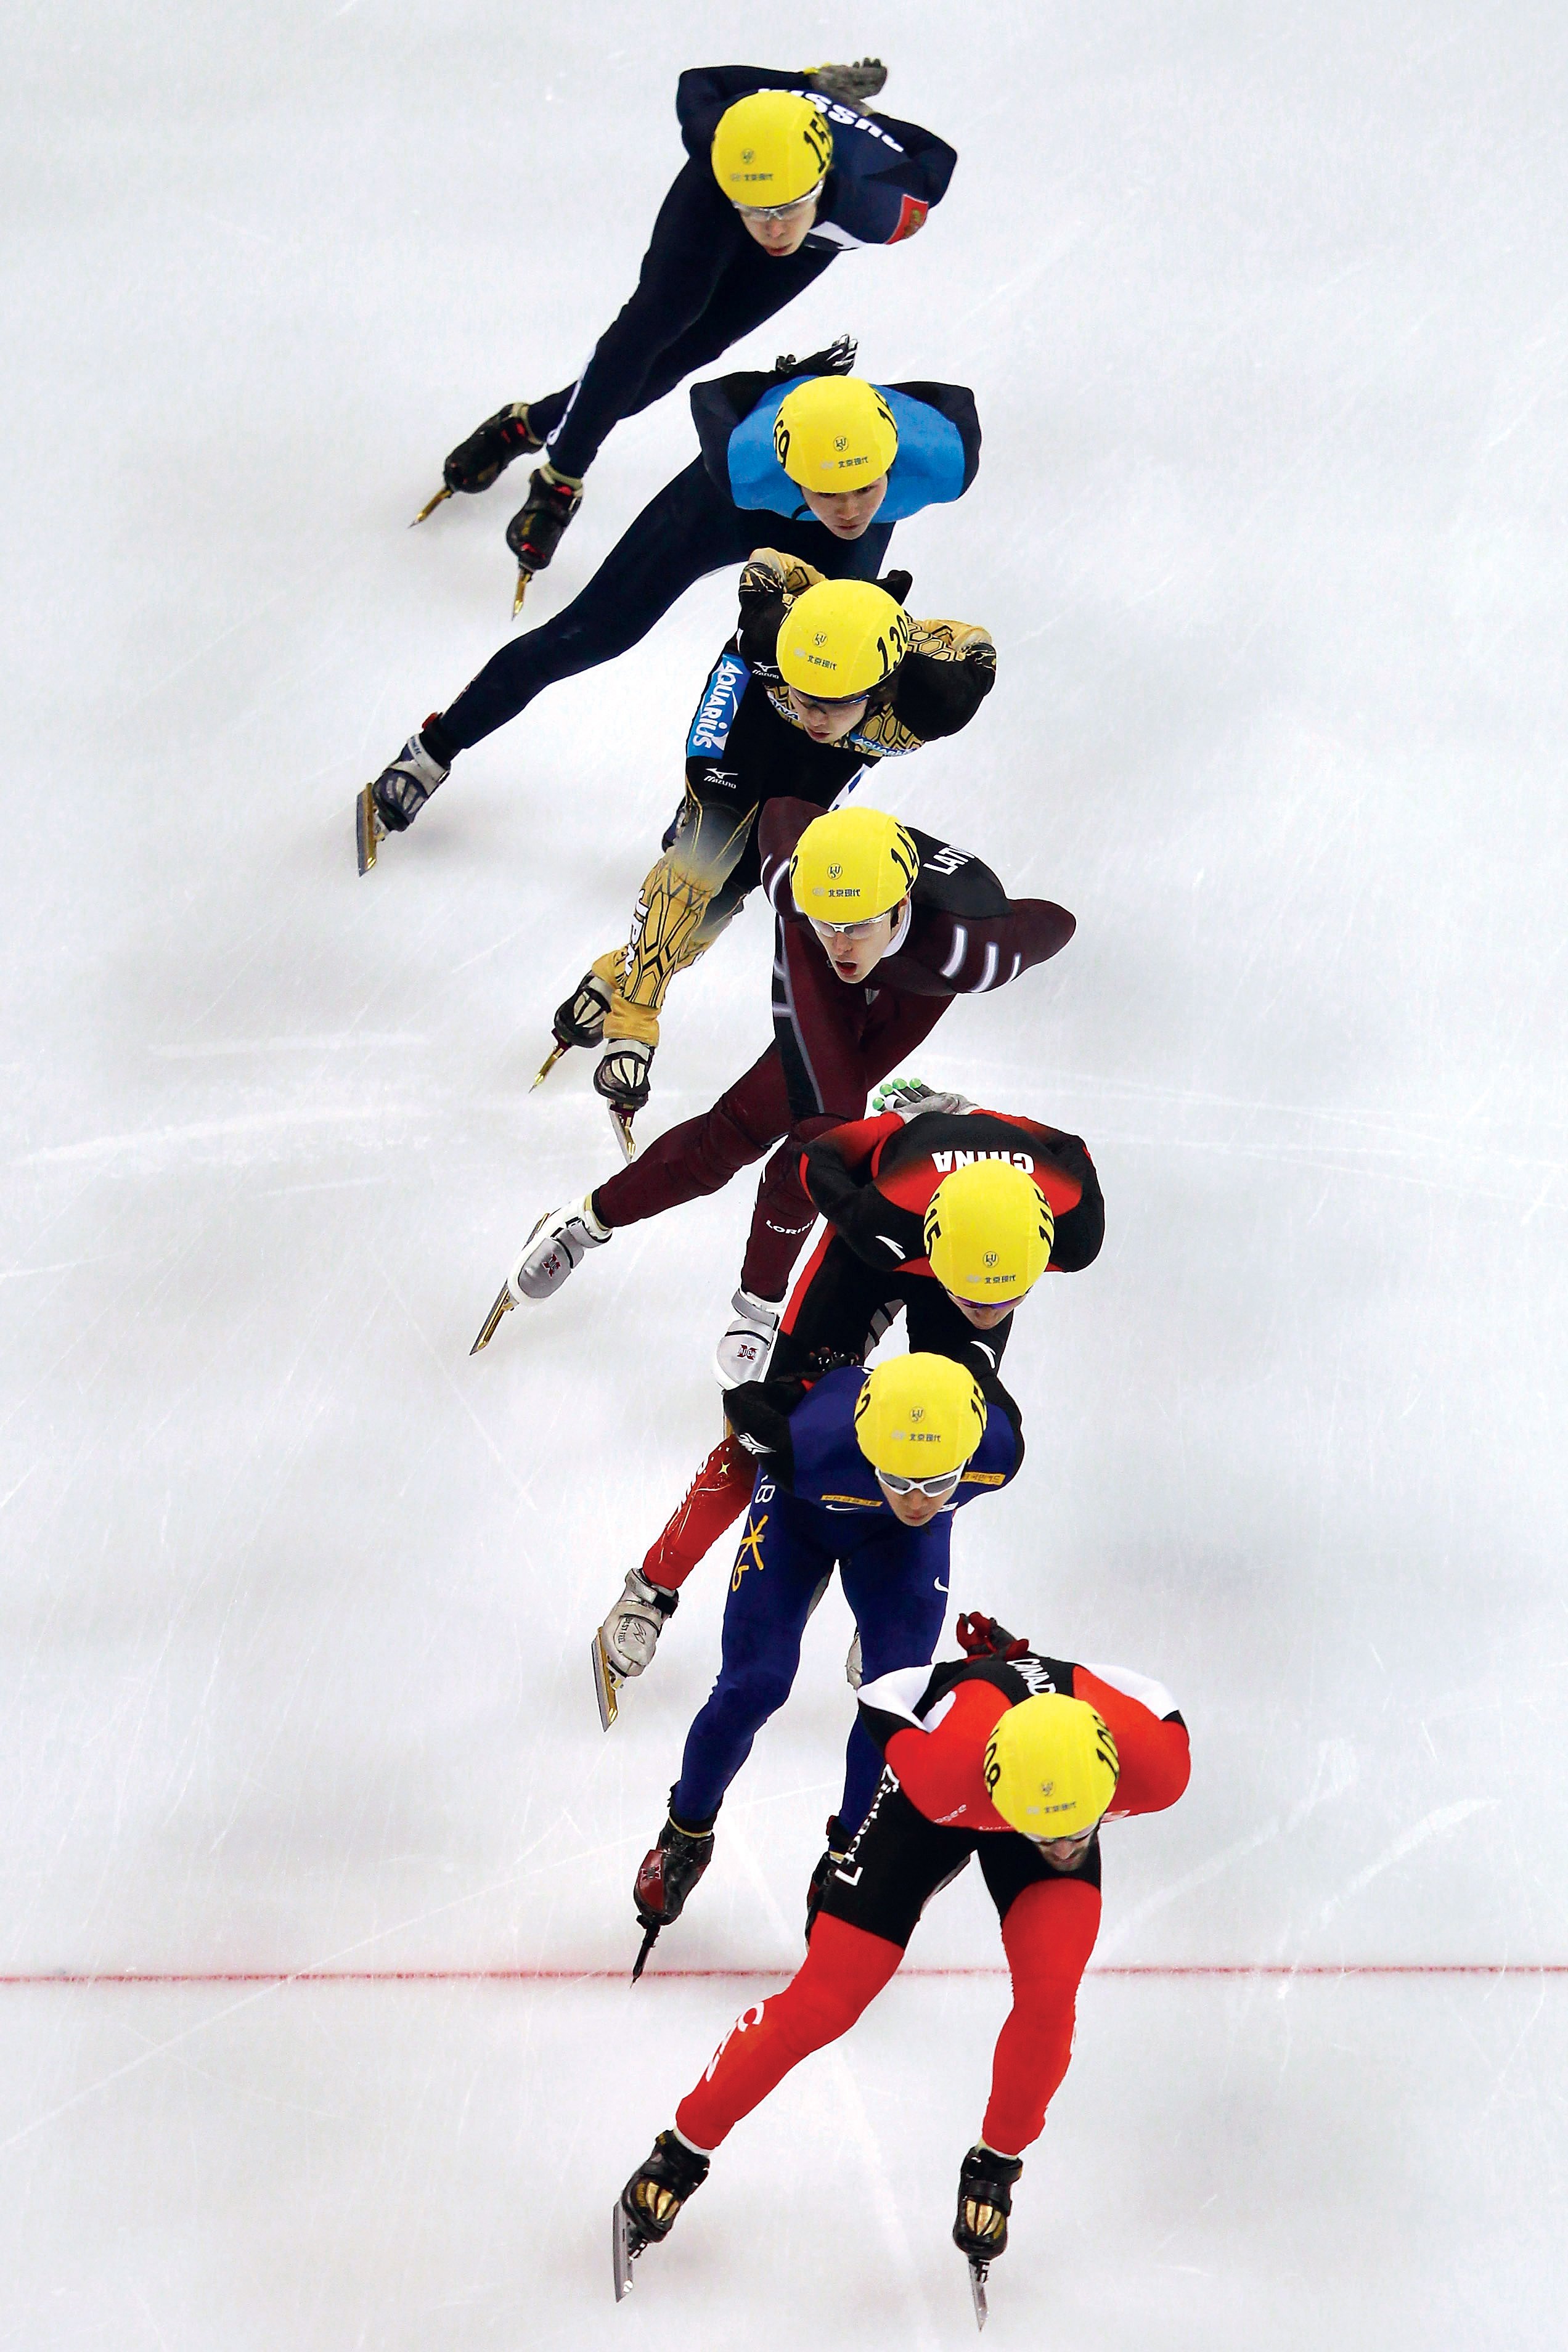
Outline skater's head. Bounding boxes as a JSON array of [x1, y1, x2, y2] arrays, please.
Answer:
[[982, 1694, 1121, 1863], [777, 579, 912, 743], [854, 1352, 988, 1527], [924, 1163, 1056, 1328], [790, 806, 919, 983], [713, 91, 831, 253], [775, 377, 899, 538]]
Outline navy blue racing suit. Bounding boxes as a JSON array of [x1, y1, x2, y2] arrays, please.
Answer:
[[435, 366, 979, 754], [523, 64, 956, 480], [669, 1363, 1023, 1837]]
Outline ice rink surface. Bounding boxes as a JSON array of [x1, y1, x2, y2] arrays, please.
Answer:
[[3, 1, 1567, 2343]]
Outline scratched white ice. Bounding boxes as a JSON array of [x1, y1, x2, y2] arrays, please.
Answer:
[[1, 4, 1565, 2347]]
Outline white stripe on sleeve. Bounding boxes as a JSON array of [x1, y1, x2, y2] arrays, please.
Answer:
[[1084, 1662, 1182, 1720]]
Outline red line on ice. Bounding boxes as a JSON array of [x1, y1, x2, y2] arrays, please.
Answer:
[[0, 1964, 1562, 1986]]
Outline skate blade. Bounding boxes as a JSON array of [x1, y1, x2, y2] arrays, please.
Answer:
[[612, 2200, 642, 2301], [631, 1921, 660, 1983], [512, 568, 531, 619], [470, 1283, 515, 1356], [531, 1038, 570, 1092], [355, 783, 382, 876], [410, 484, 452, 526], [968, 2258, 990, 2331], [607, 1104, 639, 1163], [591, 1631, 623, 1731]]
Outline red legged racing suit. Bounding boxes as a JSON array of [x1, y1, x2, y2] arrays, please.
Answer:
[[674, 1646, 1190, 2158]]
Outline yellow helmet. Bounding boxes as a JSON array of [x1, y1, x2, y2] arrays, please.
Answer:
[[790, 805, 920, 921], [923, 1161, 1055, 1301], [711, 91, 833, 206], [777, 579, 913, 700], [854, 1352, 988, 1479], [773, 375, 900, 489], [982, 1694, 1120, 1838]]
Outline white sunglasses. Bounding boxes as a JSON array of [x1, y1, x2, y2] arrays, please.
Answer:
[[732, 182, 825, 222]]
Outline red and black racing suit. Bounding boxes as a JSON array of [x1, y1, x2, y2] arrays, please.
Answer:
[[672, 1644, 1190, 2157]]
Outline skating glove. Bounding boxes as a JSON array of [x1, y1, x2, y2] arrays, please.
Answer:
[[955, 1611, 1030, 1662], [764, 333, 857, 391], [805, 59, 888, 107], [870, 1079, 976, 1122]]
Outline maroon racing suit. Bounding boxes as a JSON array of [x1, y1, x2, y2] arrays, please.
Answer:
[[591, 798, 1075, 1298]]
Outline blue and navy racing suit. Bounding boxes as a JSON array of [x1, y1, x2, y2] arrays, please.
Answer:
[[668, 1364, 1023, 1837], [433, 362, 979, 757], [524, 64, 956, 481]]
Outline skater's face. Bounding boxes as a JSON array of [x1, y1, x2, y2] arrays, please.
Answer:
[[945, 1290, 1025, 1331], [786, 684, 871, 743], [799, 476, 890, 538], [733, 190, 820, 255], [810, 896, 909, 984]]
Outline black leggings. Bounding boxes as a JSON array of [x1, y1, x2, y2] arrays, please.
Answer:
[[524, 157, 835, 480], [439, 460, 896, 752]]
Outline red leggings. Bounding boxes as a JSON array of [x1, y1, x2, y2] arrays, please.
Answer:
[[675, 1878, 1101, 2158]]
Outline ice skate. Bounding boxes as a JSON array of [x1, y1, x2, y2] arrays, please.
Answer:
[[414, 401, 543, 523], [631, 1805, 716, 1979], [354, 727, 451, 875], [505, 465, 583, 615], [593, 1039, 651, 1162], [713, 1288, 783, 1387], [612, 2129, 710, 2299], [468, 1195, 611, 1354], [531, 969, 612, 1092], [592, 1569, 679, 1729], [953, 2144, 1023, 2330]]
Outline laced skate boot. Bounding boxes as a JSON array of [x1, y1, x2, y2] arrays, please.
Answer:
[[356, 722, 451, 875], [532, 967, 613, 1089], [443, 402, 542, 495], [594, 1038, 652, 1162], [468, 1195, 611, 1352], [804, 1813, 852, 1939], [713, 1288, 783, 1388], [631, 1800, 717, 1977], [955, 2142, 1024, 2325], [591, 1569, 679, 1731], [412, 402, 544, 523], [613, 2128, 711, 2297], [505, 465, 584, 613]]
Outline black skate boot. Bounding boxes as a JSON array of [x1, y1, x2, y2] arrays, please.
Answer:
[[594, 1038, 652, 1162], [613, 2127, 711, 2299], [531, 969, 612, 1090], [631, 1800, 716, 1979], [356, 717, 452, 875], [954, 2142, 1024, 2327], [804, 1813, 851, 1939], [412, 402, 544, 523], [505, 465, 583, 613]]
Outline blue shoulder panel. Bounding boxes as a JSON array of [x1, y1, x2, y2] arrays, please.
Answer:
[[686, 648, 751, 757], [951, 1401, 1020, 1506], [727, 380, 968, 520]]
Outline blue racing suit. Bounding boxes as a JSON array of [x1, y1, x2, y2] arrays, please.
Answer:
[[669, 1365, 1023, 1835]]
